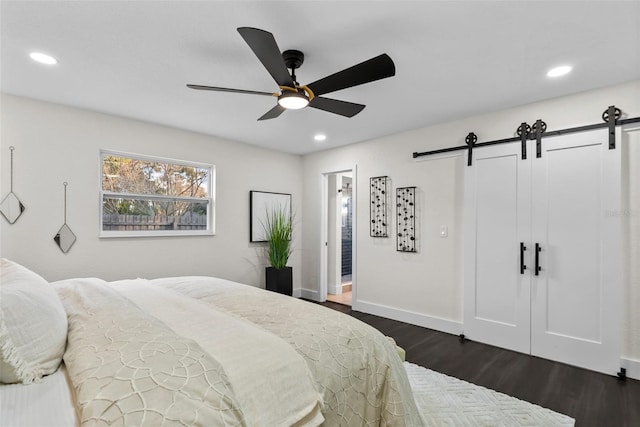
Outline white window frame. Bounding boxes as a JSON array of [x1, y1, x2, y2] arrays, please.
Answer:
[[99, 149, 215, 238]]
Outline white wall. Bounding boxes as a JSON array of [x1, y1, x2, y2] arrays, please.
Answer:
[[0, 94, 303, 290], [301, 80, 640, 363]]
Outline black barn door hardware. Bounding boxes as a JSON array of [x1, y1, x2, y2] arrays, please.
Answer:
[[465, 132, 477, 166], [517, 123, 531, 160], [531, 119, 547, 158], [412, 106, 640, 160], [617, 367, 627, 381], [535, 243, 542, 276], [603, 105, 621, 149], [520, 242, 527, 274]]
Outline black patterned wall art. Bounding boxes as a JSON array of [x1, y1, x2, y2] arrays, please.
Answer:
[[370, 176, 388, 237], [396, 186, 416, 252]]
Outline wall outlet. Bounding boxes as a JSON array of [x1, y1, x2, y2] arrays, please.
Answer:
[[440, 225, 448, 238]]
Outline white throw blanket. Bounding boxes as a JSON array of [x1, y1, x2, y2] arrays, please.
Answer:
[[54, 278, 324, 427]]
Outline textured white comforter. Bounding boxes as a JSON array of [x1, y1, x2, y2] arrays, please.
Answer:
[[54, 276, 423, 426]]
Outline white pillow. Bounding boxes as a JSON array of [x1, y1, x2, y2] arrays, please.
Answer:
[[0, 259, 67, 384]]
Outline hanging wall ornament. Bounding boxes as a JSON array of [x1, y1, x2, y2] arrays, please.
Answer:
[[54, 182, 77, 253], [0, 146, 26, 224], [396, 186, 416, 252], [370, 176, 388, 237]]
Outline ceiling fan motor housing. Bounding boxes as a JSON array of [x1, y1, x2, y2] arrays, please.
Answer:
[[282, 49, 304, 70]]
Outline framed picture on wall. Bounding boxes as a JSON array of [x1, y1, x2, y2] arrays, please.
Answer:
[[249, 191, 292, 242]]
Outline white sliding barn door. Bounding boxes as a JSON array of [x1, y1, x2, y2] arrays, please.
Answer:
[[464, 142, 532, 354], [531, 128, 622, 374], [464, 127, 622, 375]]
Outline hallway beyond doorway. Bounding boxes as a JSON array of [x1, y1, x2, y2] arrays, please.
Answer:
[[327, 274, 352, 306]]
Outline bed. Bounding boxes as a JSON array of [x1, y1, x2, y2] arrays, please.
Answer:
[[0, 259, 423, 426]]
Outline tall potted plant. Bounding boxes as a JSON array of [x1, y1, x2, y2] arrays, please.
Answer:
[[264, 206, 293, 295]]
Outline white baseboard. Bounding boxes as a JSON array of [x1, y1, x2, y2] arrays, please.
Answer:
[[620, 357, 640, 380], [353, 300, 463, 336], [292, 288, 302, 298], [300, 288, 320, 301]]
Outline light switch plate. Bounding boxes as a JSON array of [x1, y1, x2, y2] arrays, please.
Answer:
[[440, 225, 448, 238]]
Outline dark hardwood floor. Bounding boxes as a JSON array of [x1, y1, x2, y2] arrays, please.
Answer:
[[319, 301, 640, 427]]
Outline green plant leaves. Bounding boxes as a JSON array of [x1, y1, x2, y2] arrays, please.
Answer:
[[264, 206, 293, 269]]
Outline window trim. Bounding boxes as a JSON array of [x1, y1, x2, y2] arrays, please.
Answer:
[[99, 149, 215, 238]]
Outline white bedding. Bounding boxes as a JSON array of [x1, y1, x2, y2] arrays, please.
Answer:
[[3, 275, 423, 426], [55, 277, 323, 426], [110, 279, 324, 427], [0, 364, 78, 427], [148, 276, 424, 426]]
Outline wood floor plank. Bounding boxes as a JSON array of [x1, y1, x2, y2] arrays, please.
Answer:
[[316, 300, 640, 427]]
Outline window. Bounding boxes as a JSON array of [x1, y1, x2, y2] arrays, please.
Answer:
[[100, 150, 214, 237]]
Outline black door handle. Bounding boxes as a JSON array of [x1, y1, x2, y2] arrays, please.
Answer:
[[535, 243, 541, 276], [520, 242, 527, 274]]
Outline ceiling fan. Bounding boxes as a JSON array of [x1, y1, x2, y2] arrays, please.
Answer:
[[187, 27, 396, 121]]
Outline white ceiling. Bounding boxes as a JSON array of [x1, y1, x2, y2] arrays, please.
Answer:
[[2, 1, 639, 155]]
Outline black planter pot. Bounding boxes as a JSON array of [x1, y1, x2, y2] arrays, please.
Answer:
[[266, 266, 293, 296]]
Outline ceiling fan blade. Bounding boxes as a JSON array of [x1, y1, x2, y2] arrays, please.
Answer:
[[258, 104, 286, 121], [237, 27, 295, 88], [309, 97, 366, 118], [306, 54, 395, 97], [187, 84, 274, 96]]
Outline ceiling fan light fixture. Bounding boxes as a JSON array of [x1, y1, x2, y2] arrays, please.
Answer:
[[278, 91, 309, 109]]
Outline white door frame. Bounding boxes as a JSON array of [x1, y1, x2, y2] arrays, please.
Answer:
[[320, 165, 357, 303]]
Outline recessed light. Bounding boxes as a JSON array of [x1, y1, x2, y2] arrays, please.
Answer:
[[547, 65, 572, 78], [314, 134, 327, 142], [29, 52, 57, 65]]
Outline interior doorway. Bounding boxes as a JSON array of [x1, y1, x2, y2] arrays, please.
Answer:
[[323, 171, 354, 306]]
